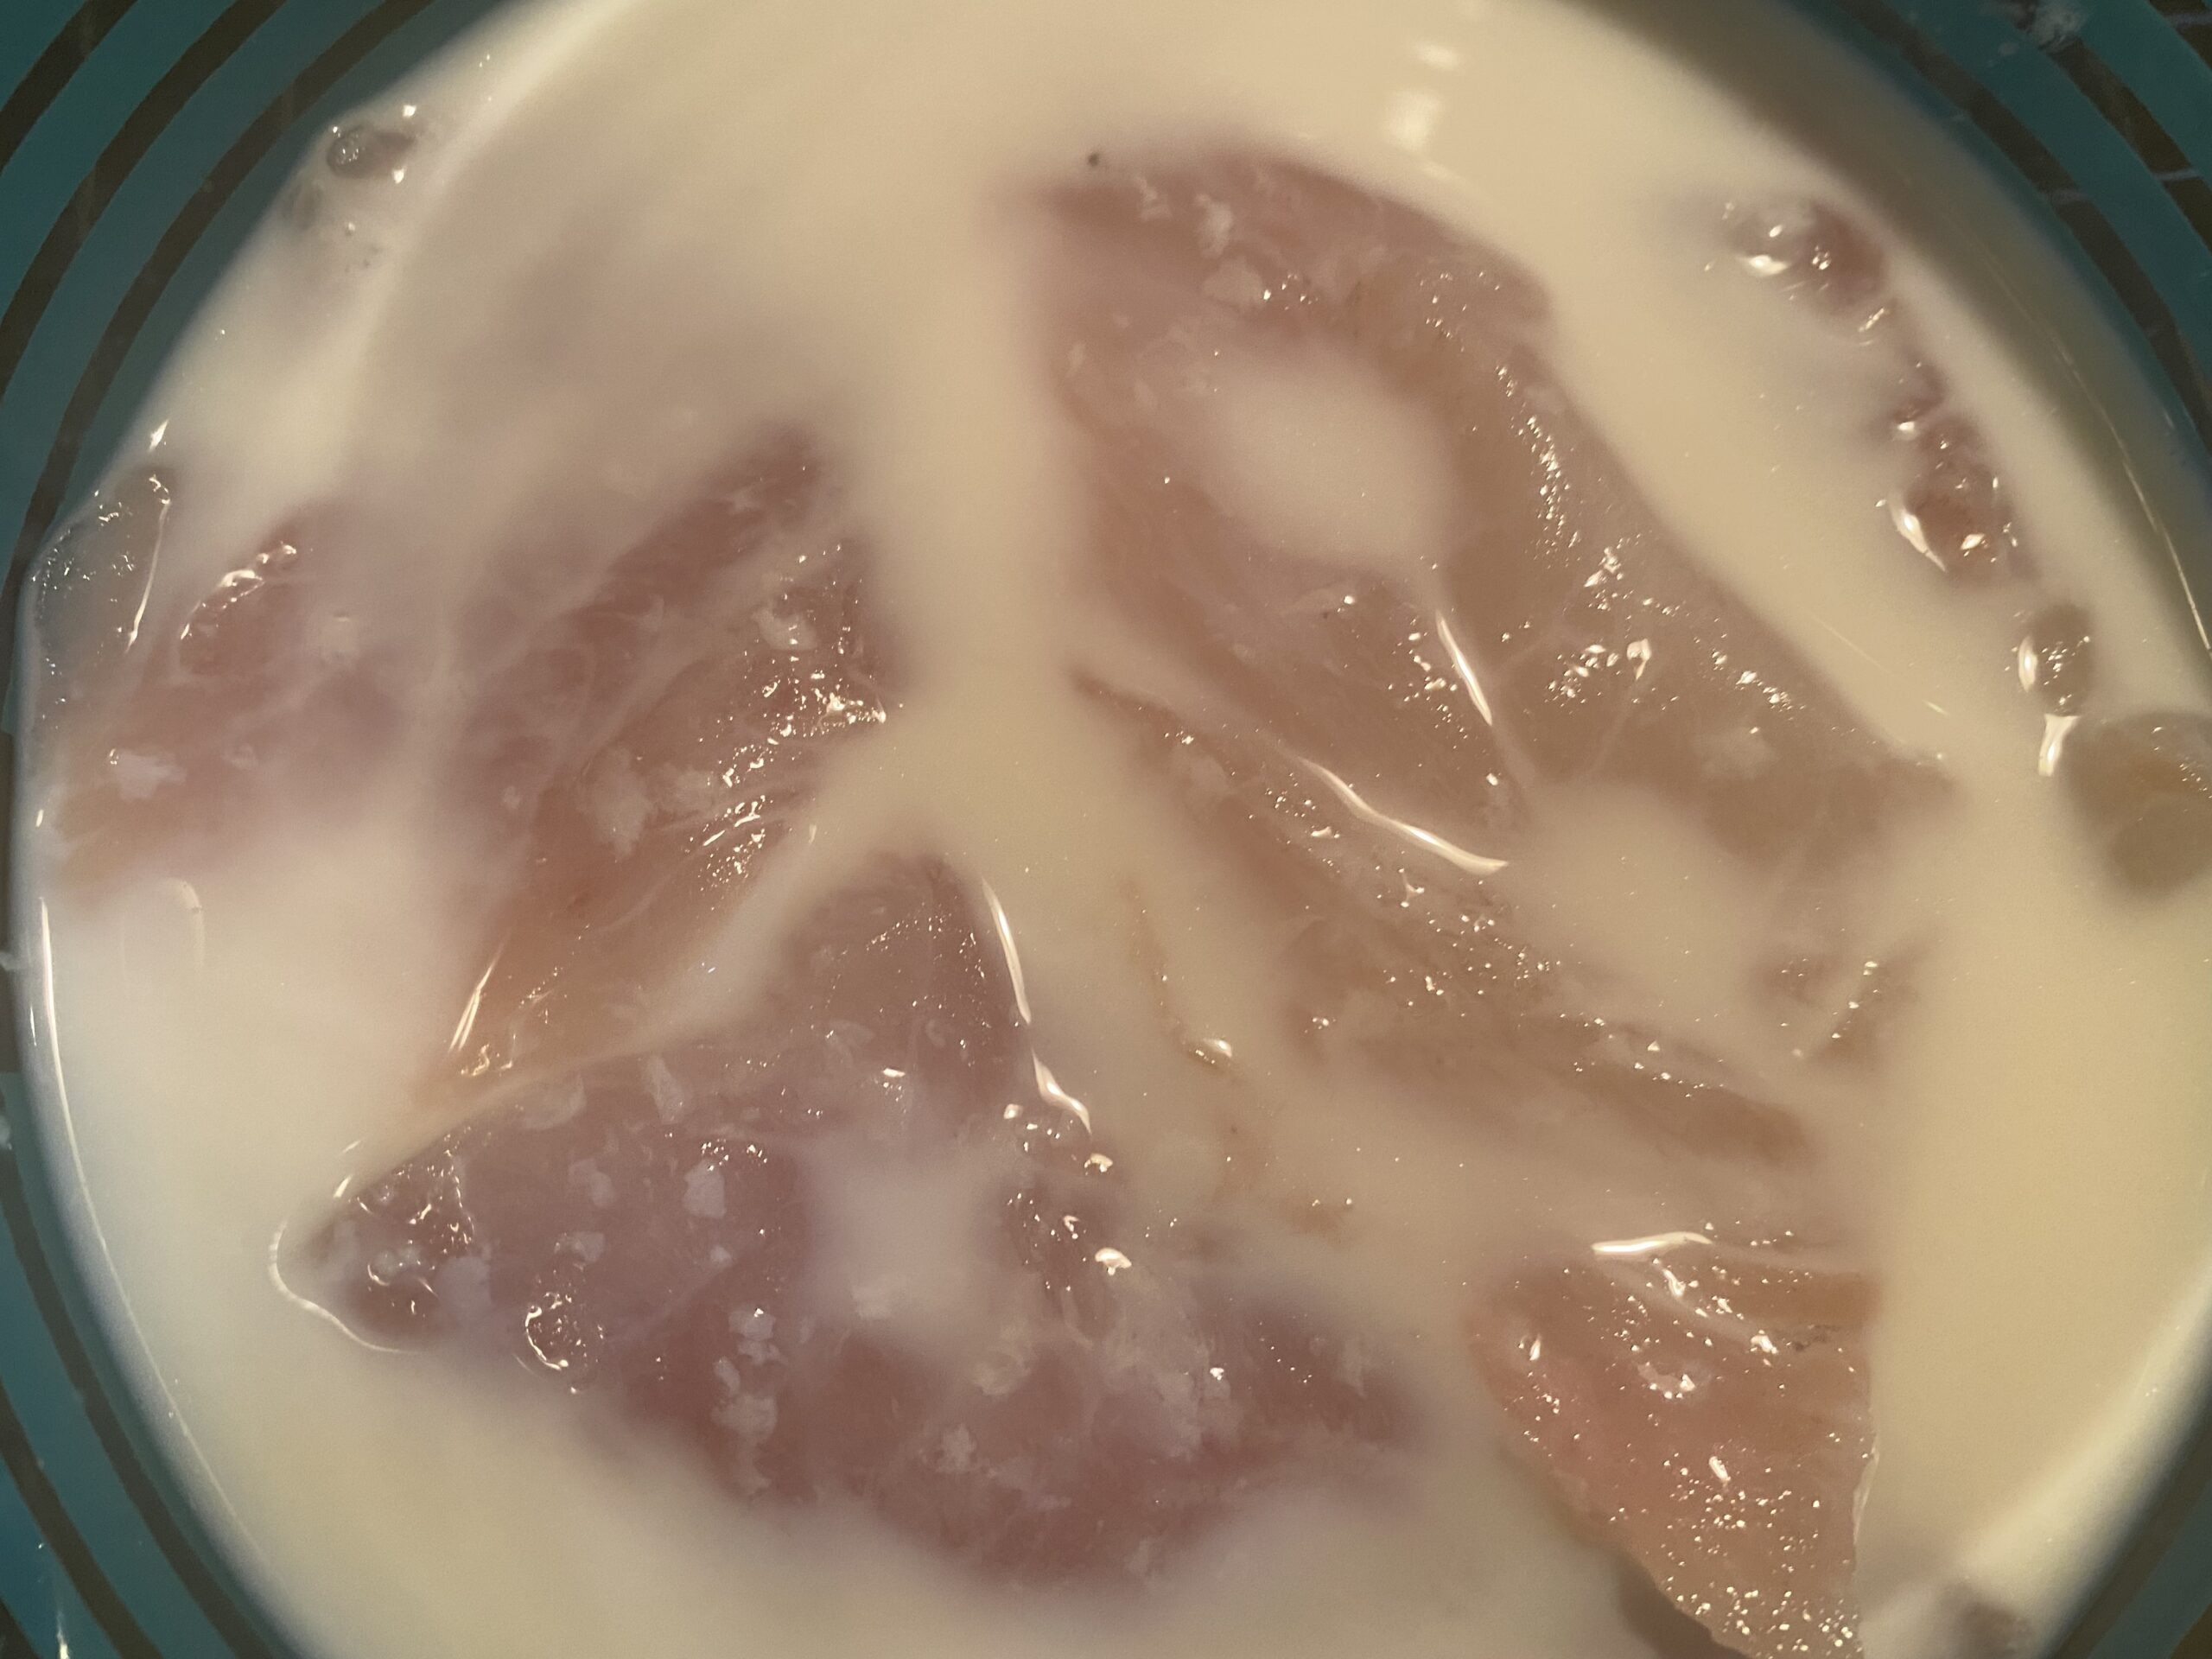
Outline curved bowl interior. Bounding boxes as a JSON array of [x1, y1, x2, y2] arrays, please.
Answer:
[[0, 1, 2206, 1655]]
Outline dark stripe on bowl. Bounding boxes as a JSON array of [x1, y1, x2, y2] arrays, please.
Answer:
[[0, 2, 139, 176], [0, 1374, 150, 1659], [0, 1169, 180, 1659], [0, 0, 282, 412], [0, 3, 2206, 1657], [7, 0, 441, 598], [2048, 1419, 2212, 1659], [2044, 35, 2199, 183], [0, 1569, 35, 1659], [1817, 0, 2212, 498], [2182, 1596, 2212, 1656], [0, 3, 459, 1647], [1796, 10, 2212, 1651], [1956, 28, 2212, 1656]]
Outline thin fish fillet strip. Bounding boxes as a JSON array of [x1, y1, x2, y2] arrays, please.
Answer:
[[1045, 149, 1889, 1656], [433, 429, 890, 1092]]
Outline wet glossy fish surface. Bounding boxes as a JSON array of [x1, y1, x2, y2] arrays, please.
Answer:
[[18, 4, 2212, 1659]]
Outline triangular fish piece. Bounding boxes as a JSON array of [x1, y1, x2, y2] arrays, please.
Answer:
[[303, 857, 1402, 1581]]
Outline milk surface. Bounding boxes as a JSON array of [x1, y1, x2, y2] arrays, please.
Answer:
[[16, 1, 2212, 1656]]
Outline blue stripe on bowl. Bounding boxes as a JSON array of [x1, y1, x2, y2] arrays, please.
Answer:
[[0, 3, 2208, 1657], [0, 3, 140, 177], [2075, 3, 2212, 182], [1884, 0, 2212, 382], [0, 8, 509, 1656], [0, 3, 267, 390]]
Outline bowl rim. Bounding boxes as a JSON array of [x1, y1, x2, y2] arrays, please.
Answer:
[[0, 1, 2208, 1656]]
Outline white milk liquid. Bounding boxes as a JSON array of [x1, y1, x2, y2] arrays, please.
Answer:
[[17, 1, 2212, 1656]]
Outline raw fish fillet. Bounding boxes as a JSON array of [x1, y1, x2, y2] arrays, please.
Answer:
[[1048, 152, 1935, 873], [30, 435, 890, 1087], [435, 430, 889, 1090], [308, 857, 1400, 1580], [1081, 677, 1819, 1189], [30, 474, 395, 886], [1044, 149, 1894, 1655], [1471, 1242, 1872, 1659], [35, 146, 1955, 1643]]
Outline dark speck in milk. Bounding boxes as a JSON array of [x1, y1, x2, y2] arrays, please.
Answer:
[[15, 0, 2212, 1656]]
